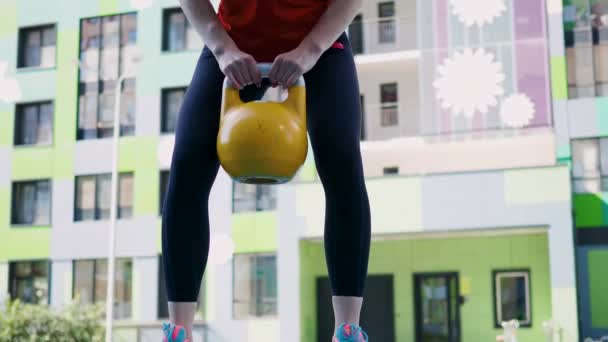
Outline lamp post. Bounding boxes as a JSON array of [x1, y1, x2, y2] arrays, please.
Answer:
[[76, 48, 142, 342]]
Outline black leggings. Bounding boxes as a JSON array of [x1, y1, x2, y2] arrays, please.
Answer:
[[162, 33, 371, 302]]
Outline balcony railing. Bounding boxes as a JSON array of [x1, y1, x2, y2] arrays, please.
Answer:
[[346, 16, 417, 55]]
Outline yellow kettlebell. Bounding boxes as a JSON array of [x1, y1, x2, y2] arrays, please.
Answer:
[[217, 63, 308, 184]]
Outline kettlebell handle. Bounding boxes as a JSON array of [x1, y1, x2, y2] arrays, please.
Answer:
[[223, 63, 305, 89]]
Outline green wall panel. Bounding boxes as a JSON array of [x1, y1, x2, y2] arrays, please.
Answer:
[[0, 227, 52, 261], [117, 137, 159, 215], [11, 147, 54, 180], [232, 212, 278, 253], [550, 56, 568, 100], [588, 249, 608, 328], [301, 233, 552, 342], [573, 194, 605, 228], [99, 0, 119, 16], [0, 110, 14, 147], [598, 97, 608, 135], [0, 2, 17, 38], [54, 30, 79, 147]]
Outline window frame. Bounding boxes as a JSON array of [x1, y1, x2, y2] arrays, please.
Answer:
[[71, 258, 133, 319], [380, 82, 399, 127], [571, 137, 608, 193], [10, 179, 52, 227], [231, 182, 278, 213], [73, 172, 134, 222], [160, 87, 187, 134], [14, 101, 55, 147], [492, 269, 532, 328], [383, 166, 399, 175], [563, 0, 608, 99], [377, 1, 396, 44], [17, 24, 57, 69], [231, 252, 278, 320], [76, 13, 138, 141], [8, 259, 51, 305], [162, 7, 200, 52]]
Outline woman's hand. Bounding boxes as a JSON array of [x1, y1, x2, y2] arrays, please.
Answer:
[[268, 44, 322, 88], [216, 47, 262, 89]]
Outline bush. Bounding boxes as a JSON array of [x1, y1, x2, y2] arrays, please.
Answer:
[[0, 299, 105, 342]]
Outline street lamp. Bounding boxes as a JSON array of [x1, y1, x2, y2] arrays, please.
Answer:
[[75, 47, 142, 342]]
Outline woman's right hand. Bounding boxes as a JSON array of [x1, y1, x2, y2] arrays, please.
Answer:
[[216, 47, 262, 89]]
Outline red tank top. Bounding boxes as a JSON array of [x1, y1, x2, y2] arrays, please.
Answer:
[[217, 0, 330, 62]]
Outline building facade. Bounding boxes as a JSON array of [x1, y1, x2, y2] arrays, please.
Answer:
[[0, 0, 606, 341]]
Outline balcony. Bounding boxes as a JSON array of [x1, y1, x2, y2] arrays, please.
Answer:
[[346, 16, 418, 64]]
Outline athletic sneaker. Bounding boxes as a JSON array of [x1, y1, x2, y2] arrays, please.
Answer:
[[333, 323, 368, 342], [162, 322, 190, 342]]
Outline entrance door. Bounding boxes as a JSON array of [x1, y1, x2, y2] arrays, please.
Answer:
[[414, 273, 461, 342], [317, 275, 395, 342]]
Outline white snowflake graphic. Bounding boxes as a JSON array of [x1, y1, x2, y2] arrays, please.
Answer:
[[450, 0, 507, 27], [434, 49, 505, 118], [208, 233, 235, 266], [130, 0, 155, 10], [500, 93, 535, 128], [0, 61, 21, 103]]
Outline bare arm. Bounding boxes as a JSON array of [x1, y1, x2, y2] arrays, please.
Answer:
[[179, 0, 261, 88], [269, 0, 364, 87]]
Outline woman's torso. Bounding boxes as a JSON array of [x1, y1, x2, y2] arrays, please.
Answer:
[[217, 0, 330, 62]]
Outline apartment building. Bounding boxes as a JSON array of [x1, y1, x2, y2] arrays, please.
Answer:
[[0, 0, 606, 341]]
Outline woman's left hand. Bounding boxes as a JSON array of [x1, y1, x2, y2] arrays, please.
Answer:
[[268, 44, 322, 88]]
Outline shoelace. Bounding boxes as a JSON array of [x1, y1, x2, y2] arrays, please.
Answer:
[[161, 323, 191, 342], [337, 324, 369, 342], [162, 322, 172, 337]]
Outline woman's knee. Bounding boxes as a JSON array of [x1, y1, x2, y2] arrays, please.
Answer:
[[315, 147, 364, 187]]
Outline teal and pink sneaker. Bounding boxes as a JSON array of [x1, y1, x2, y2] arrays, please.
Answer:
[[333, 323, 368, 342], [162, 322, 190, 342]]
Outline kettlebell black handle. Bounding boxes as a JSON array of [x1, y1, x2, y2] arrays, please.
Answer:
[[223, 63, 305, 90]]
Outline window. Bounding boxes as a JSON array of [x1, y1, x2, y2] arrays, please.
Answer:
[[9, 261, 49, 305], [380, 83, 398, 127], [163, 8, 202, 52], [349, 14, 364, 55], [571, 138, 608, 193], [157, 256, 205, 319], [159, 170, 170, 215], [564, 0, 608, 98], [11, 180, 51, 226], [14, 102, 53, 146], [378, 2, 396, 44], [383, 166, 399, 175], [161, 87, 186, 133], [73, 259, 132, 319], [232, 182, 277, 213], [78, 14, 137, 140], [18, 25, 56, 68], [493, 270, 531, 327], [74, 173, 134, 221], [233, 254, 277, 319]]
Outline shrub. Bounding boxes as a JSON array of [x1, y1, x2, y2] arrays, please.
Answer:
[[0, 299, 104, 342]]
